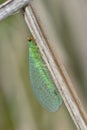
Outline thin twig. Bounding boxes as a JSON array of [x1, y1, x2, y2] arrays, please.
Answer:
[[0, 0, 30, 21], [24, 4, 87, 130]]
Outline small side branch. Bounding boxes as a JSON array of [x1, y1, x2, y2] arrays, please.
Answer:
[[0, 0, 30, 21]]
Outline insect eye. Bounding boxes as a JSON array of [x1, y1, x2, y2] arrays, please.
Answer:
[[28, 36, 33, 42]]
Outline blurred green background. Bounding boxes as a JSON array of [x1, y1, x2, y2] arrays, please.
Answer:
[[0, 0, 87, 130]]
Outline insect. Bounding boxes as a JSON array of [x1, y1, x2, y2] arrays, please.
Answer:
[[28, 36, 62, 112]]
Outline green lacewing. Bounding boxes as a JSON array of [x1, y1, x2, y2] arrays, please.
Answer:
[[28, 36, 62, 112]]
